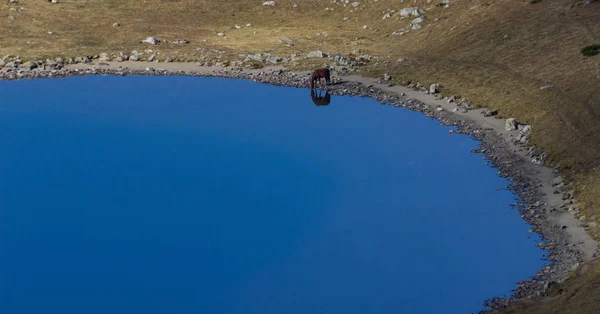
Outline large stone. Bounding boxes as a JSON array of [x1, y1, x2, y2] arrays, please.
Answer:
[[20, 61, 37, 70], [429, 83, 439, 94], [400, 7, 424, 18], [99, 53, 110, 62], [129, 50, 140, 61], [505, 118, 519, 131], [307, 51, 326, 58], [142, 37, 160, 45]]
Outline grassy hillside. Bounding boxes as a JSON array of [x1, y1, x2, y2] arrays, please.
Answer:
[[1, 0, 600, 312]]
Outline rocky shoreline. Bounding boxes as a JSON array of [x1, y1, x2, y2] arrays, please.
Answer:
[[1, 64, 597, 313]]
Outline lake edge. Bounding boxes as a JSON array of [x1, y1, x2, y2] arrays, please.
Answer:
[[1, 62, 596, 313]]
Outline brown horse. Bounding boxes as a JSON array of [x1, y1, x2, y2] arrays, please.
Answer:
[[310, 68, 331, 89], [311, 89, 331, 106]]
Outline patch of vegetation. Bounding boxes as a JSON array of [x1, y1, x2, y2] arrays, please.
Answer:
[[530, 0, 543, 4], [581, 44, 600, 56], [498, 259, 600, 314]]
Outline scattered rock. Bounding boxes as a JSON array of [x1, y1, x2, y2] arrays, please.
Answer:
[[412, 16, 426, 24], [129, 50, 140, 61], [172, 40, 189, 44], [142, 37, 160, 45], [74, 56, 91, 64], [307, 51, 326, 58], [262, 1, 276, 6], [553, 176, 564, 187], [265, 56, 282, 64], [20, 61, 37, 70], [400, 7, 424, 18], [483, 108, 498, 117], [515, 125, 532, 144], [277, 37, 294, 46], [245, 53, 264, 62]]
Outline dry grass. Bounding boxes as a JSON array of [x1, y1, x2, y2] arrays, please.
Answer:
[[1, 0, 600, 312], [498, 259, 600, 314]]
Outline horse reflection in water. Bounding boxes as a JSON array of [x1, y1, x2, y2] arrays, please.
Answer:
[[311, 89, 331, 106]]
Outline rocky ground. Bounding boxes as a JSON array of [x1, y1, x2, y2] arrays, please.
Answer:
[[1, 60, 598, 312]]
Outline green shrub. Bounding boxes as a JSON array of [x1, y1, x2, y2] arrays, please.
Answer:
[[530, 0, 543, 3], [581, 44, 600, 57]]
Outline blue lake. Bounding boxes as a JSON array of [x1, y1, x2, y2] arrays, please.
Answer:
[[0, 76, 544, 314]]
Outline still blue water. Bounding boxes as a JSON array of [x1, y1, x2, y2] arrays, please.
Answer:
[[0, 76, 544, 314]]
